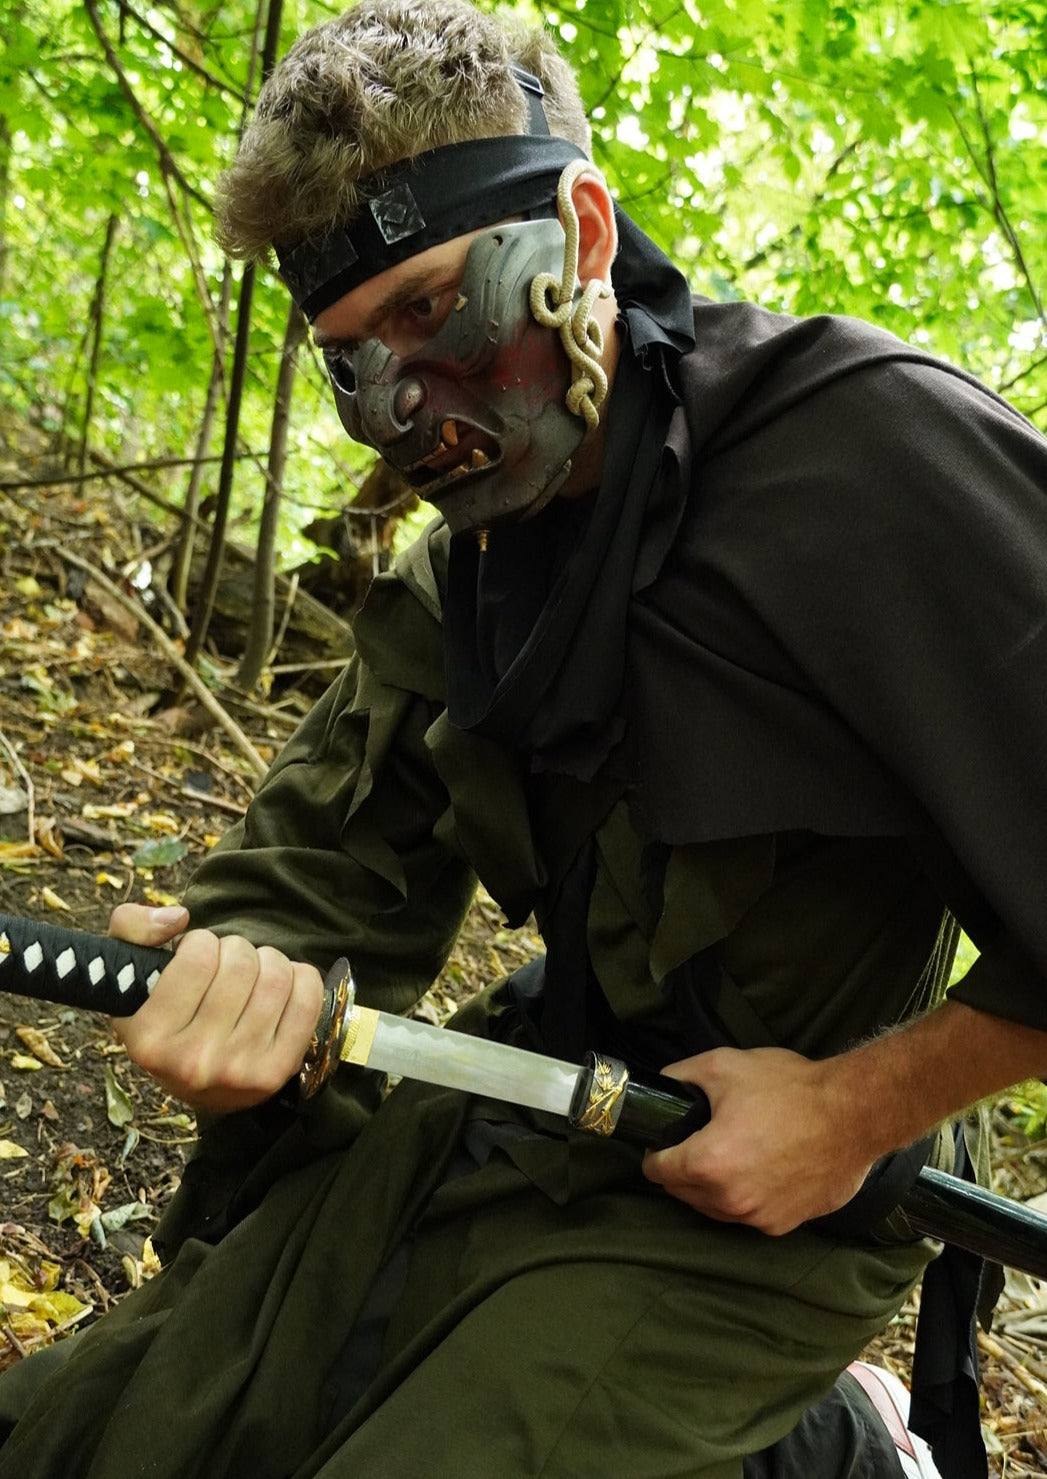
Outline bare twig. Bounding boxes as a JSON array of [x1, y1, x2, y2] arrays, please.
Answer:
[[265, 571, 301, 670], [116, 0, 248, 105], [0, 452, 254, 499], [55, 547, 269, 780], [83, 0, 212, 213]]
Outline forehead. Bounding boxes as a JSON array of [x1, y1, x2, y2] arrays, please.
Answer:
[[311, 230, 480, 345], [276, 135, 586, 319]]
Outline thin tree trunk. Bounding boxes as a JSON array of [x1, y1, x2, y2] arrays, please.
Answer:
[[181, 0, 284, 671], [172, 264, 233, 612], [77, 213, 119, 475], [237, 301, 307, 691], [182, 261, 256, 669], [0, 113, 11, 304]]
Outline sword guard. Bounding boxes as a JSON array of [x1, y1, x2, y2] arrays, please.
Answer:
[[299, 956, 356, 1098]]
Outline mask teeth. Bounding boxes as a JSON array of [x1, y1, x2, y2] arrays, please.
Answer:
[[442, 419, 459, 447]]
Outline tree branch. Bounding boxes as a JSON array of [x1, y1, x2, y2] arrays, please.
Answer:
[[84, 0, 212, 214]]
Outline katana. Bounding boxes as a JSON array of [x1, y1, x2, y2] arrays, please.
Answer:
[[2, 910, 1047, 1278]]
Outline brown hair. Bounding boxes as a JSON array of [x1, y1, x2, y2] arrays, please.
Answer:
[[215, 0, 591, 261]]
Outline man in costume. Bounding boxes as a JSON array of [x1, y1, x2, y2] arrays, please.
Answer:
[[1, 2, 1046, 1474]]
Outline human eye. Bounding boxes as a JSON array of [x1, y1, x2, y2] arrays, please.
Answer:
[[406, 294, 440, 322], [394, 284, 459, 343]]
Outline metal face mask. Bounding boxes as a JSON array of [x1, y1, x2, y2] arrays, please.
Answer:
[[323, 218, 590, 534]]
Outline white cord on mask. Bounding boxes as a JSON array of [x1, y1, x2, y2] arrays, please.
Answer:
[[528, 160, 612, 431]]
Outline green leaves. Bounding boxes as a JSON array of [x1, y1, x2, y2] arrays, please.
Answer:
[[543, 0, 1046, 422], [0, 0, 1042, 577]]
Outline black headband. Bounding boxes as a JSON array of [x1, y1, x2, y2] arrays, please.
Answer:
[[277, 99, 586, 319]]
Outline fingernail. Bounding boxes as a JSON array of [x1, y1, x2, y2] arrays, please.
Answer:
[[150, 905, 187, 926]]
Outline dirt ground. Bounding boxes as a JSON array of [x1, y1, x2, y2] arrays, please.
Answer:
[[1, 426, 1047, 1471]]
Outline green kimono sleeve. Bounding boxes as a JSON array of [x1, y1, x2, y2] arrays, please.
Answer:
[[183, 531, 476, 1017], [152, 534, 477, 1256]]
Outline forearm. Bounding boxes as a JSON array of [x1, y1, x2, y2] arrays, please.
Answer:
[[643, 999, 1047, 1234], [828, 999, 1047, 1163]]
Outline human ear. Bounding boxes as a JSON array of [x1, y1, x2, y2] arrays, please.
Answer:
[[565, 170, 618, 285]]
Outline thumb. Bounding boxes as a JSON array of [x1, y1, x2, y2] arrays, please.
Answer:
[[108, 902, 189, 947]]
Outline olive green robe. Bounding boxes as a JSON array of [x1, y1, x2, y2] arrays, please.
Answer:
[[0, 523, 952, 1478]]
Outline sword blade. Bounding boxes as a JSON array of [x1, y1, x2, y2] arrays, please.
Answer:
[[342, 1000, 581, 1116]]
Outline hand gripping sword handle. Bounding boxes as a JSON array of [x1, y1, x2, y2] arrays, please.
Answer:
[[0, 911, 170, 1016]]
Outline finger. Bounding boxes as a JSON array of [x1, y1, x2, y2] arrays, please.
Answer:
[[225, 944, 296, 1047], [179, 933, 266, 1035], [278, 961, 325, 1054], [221, 955, 324, 1094], [109, 902, 189, 947]]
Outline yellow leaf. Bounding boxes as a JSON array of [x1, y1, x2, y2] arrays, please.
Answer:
[[0, 1140, 28, 1160], [0, 1280, 34, 1308], [143, 888, 179, 908], [82, 802, 136, 820], [5, 1313, 51, 1343], [143, 812, 181, 836], [0, 841, 38, 860], [94, 871, 125, 889], [59, 769, 83, 788], [30, 1290, 91, 1324], [10, 1054, 43, 1071], [41, 886, 71, 912], [15, 576, 43, 599], [15, 1027, 65, 1068]]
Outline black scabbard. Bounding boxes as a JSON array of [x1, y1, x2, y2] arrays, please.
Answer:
[[569, 1050, 1047, 1279], [0, 911, 169, 1016]]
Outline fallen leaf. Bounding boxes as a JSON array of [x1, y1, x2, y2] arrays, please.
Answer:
[[34, 817, 64, 859], [82, 802, 137, 820], [10, 1053, 43, 1071], [104, 1065, 134, 1128], [0, 841, 39, 861], [100, 1199, 151, 1232], [143, 812, 181, 836], [14, 575, 43, 599], [0, 786, 28, 815], [143, 887, 179, 907], [15, 1093, 32, 1119], [0, 1140, 28, 1159], [94, 870, 125, 889], [132, 838, 188, 867], [40, 886, 71, 912], [16, 1027, 65, 1068]]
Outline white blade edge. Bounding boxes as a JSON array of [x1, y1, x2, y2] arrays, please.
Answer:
[[351, 1009, 580, 1117]]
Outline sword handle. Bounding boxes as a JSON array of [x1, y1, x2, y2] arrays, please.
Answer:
[[0, 912, 169, 1016]]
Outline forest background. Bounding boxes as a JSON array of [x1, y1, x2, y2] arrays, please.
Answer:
[[2, 0, 1045, 660]]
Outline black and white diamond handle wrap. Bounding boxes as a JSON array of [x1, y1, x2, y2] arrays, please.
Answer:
[[0, 913, 168, 1016]]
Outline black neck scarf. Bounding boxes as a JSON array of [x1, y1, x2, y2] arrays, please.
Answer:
[[443, 208, 695, 778]]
